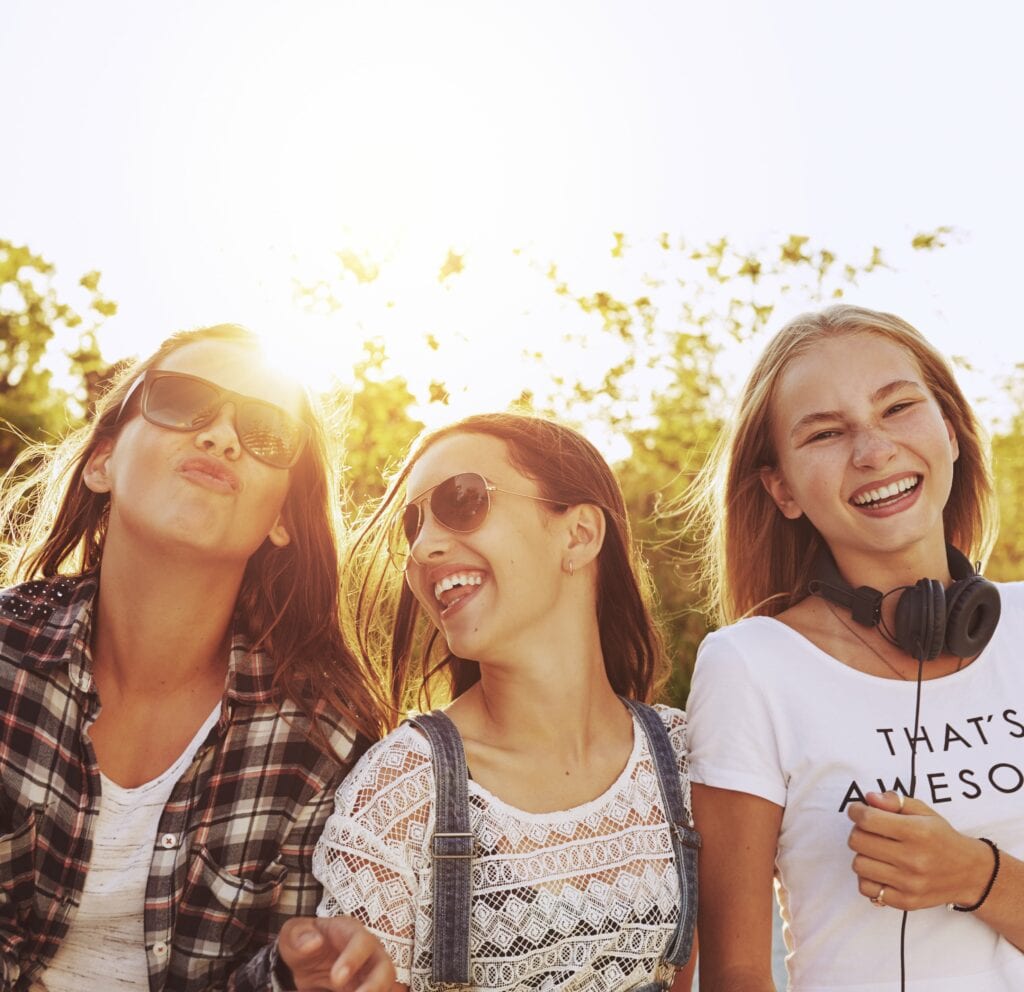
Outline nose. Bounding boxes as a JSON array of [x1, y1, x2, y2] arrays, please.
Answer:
[[193, 402, 241, 460], [408, 507, 454, 566], [851, 425, 897, 469]]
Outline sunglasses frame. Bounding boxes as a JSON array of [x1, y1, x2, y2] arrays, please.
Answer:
[[391, 471, 568, 568], [117, 369, 309, 469]]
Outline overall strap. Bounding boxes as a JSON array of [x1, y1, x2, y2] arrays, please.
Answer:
[[622, 699, 701, 969], [407, 711, 473, 984]]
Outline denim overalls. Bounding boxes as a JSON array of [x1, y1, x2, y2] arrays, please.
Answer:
[[409, 699, 700, 990]]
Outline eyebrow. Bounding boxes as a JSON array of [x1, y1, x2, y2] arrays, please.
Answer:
[[787, 379, 925, 440]]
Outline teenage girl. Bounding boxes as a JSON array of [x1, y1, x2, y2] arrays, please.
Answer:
[[685, 305, 1023, 990], [0, 325, 394, 991], [310, 413, 699, 991]]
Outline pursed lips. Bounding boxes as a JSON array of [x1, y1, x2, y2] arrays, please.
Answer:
[[177, 456, 241, 493]]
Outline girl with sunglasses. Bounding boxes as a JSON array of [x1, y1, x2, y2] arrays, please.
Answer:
[[308, 412, 699, 992], [683, 306, 1024, 991], [0, 324, 395, 991]]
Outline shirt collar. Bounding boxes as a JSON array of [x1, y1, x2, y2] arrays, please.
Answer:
[[6, 574, 277, 706]]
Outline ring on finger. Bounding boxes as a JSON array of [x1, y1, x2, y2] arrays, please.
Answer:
[[895, 792, 905, 813], [871, 886, 887, 908]]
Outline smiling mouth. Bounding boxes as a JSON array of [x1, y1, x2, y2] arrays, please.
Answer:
[[850, 474, 920, 508], [434, 573, 484, 610]]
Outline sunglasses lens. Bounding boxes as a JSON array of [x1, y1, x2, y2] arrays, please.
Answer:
[[236, 401, 305, 469], [145, 375, 220, 431], [144, 374, 305, 469], [433, 473, 489, 531], [401, 503, 422, 547]]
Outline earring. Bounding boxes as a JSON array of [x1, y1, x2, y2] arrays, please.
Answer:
[[567, 560, 575, 577]]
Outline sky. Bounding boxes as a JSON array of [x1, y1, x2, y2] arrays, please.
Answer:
[[3, 0, 1023, 433]]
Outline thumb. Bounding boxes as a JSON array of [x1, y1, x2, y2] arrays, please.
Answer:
[[279, 916, 328, 969], [864, 790, 935, 816]]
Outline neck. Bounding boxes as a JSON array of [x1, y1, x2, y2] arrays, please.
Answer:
[[831, 537, 953, 631], [463, 626, 626, 757], [92, 538, 245, 696]]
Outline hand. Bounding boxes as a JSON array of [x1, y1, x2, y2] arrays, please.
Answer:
[[279, 916, 397, 991], [846, 791, 994, 911]]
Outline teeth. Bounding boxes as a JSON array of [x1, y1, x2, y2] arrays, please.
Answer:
[[853, 476, 919, 506], [434, 573, 483, 601]]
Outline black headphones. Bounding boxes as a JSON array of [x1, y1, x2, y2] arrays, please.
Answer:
[[808, 544, 1001, 660]]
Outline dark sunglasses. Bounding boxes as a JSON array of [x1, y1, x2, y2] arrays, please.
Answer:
[[389, 471, 567, 567], [118, 369, 308, 469]]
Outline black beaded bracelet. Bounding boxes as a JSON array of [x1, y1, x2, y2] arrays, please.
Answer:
[[948, 837, 1000, 913]]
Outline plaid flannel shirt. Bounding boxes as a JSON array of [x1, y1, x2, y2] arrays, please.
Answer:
[[0, 574, 357, 992]]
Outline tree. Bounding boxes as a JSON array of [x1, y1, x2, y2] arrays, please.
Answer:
[[0, 240, 116, 468]]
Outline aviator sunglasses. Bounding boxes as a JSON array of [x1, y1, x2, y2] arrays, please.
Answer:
[[390, 471, 567, 567], [118, 369, 309, 469]]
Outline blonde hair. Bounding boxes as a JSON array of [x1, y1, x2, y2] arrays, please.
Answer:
[[688, 304, 997, 627]]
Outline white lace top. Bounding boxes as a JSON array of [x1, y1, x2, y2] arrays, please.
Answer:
[[314, 705, 692, 991]]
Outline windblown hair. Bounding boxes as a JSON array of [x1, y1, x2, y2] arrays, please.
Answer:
[[344, 412, 669, 717], [0, 323, 386, 751], [686, 304, 997, 627]]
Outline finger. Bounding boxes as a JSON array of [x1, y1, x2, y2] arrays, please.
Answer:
[[328, 928, 381, 988], [279, 917, 326, 967], [847, 825, 904, 862], [350, 953, 398, 992], [863, 790, 905, 813], [851, 851, 899, 885], [864, 791, 935, 817]]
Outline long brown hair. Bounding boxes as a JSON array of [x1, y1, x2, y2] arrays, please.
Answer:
[[0, 323, 386, 751], [687, 304, 997, 627], [344, 412, 669, 716]]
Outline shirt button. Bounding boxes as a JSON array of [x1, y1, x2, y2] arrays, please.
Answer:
[[153, 940, 169, 958], [159, 833, 177, 849]]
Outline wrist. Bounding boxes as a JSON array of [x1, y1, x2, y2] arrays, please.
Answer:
[[948, 837, 1000, 913]]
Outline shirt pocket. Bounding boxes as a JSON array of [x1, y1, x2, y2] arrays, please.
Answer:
[[176, 845, 288, 958]]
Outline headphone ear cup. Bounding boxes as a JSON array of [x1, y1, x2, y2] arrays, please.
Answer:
[[944, 576, 1002, 658], [894, 579, 945, 660]]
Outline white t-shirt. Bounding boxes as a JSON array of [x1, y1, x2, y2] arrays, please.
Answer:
[[35, 705, 221, 992], [687, 581, 1024, 992], [314, 705, 692, 991]]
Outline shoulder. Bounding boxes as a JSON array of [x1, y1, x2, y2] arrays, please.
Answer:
[[993, 580, 1024, 610], [693, 616, 799, 679], [0, 574, 94, 669], [649, 702, 689, 763], [334, 722, 435, 817]]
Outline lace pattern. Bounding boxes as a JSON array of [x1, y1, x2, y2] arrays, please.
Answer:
[[315, 705, 691, 990]]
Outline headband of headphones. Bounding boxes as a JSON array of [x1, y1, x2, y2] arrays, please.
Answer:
[[807, 544, 977, 627], [808, 543, 1001, 660]]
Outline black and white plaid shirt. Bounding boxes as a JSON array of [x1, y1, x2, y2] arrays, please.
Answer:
[[0, 574, 357, 992]]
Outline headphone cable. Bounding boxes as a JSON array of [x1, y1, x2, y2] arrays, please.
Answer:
[[899, 654, 926, 991]]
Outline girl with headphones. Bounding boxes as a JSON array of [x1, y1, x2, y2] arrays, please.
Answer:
[[684, 306, 1023, 990]]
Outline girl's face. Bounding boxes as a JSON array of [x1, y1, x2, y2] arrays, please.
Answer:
[[85, 339, 304, 565], [763, 332, 959, 568], [402, 432, 569, 664]]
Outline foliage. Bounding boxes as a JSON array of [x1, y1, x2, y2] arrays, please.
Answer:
[[988, 365, 1024, 581], [0, 240, 115, 469], [336, 339, 424, 512]]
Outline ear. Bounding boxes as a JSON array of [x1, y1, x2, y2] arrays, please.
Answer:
[[563, 503, 606, 571], [267, 514, 291, 548], [760, 465, 804, 520], [944, 417, 960, 463], [82, 439, 115, 494]]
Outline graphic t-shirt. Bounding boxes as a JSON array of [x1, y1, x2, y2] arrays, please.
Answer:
[[687, 581, 1024, 992]]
